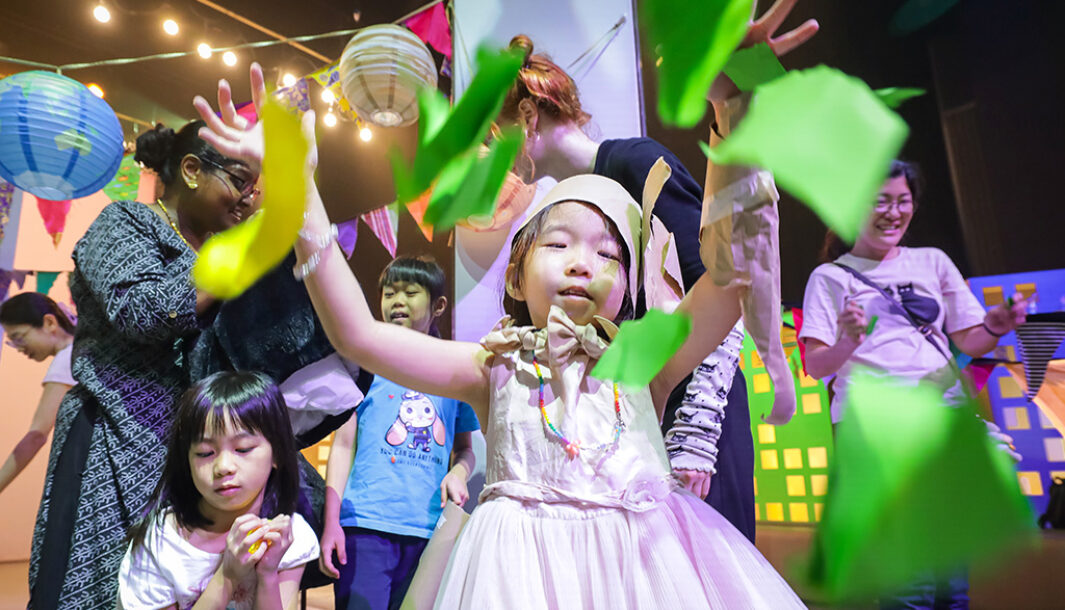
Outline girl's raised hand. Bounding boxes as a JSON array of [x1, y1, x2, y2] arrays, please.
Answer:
[[708, 0, 820, 103], [223, 514, 268, 583], [194, 62, 267, 173], [255, 515, 294, 575]]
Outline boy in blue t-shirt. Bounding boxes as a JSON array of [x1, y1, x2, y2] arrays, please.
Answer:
[[320, 256, 479, 610]]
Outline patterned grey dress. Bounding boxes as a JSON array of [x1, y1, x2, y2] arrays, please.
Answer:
[[29, 201, 200, 609]]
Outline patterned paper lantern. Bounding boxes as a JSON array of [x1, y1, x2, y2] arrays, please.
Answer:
[[339, 24, 437, 128], [0, 71, 124, 200]]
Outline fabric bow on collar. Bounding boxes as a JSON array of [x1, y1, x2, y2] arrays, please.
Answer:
[[482, 305, 618, 367]]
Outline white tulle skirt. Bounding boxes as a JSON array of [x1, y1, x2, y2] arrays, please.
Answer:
[[433, 491, 806, 609]]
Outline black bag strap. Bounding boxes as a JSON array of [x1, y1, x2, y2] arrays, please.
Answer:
[[833, 262, 955, 365]]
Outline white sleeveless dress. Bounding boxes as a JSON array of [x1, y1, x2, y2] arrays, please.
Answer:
[[434, 309, 805, 609]]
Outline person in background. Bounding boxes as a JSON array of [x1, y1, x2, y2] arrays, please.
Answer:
[[319, 256, 479, 610], [0, 292, 77, 494]]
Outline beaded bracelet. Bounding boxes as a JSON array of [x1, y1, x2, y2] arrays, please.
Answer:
[[293, 223, 338, 281]]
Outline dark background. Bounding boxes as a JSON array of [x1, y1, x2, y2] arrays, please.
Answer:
[[2, 0, 1062, 327]]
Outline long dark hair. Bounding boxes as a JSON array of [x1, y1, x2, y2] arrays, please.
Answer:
[[502, 202, 634, 327], [819, 160, 923, 263], [0, 292, 76, 334], [127, 371, 300, 550]]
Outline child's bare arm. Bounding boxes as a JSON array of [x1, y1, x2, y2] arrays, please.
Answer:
[[298, 188, 491, 411], [441, 431, 477, 508], [319, 414, 357, 578]]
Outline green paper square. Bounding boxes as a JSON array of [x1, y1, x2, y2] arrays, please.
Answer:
[[591, 309, 691, 387], [723, 42, 786, 92]]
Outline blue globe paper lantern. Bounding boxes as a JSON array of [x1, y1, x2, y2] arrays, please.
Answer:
[[0, 71, 124, 200]]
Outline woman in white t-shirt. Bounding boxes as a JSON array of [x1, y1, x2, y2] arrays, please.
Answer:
[[0, 292, 77, 494], [798, 160, 1028, 608]]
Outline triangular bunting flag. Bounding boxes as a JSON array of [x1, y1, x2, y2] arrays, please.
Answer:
[[404, 1, 452, 59], [361, 205, 398, 258], [36, 198, 72, 247], [36, 270, 59, 295], [336, 217, 359, 259]]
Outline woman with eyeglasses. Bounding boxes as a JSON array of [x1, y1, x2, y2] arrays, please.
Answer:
[[799, 160, 1028, 608], [0, 292, 76, 495], [26, 95, 262, 608]]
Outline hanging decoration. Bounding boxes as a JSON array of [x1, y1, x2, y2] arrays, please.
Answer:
[[35, 197, 71, 246], [0, 178, 14, 242], [360, 205, 398, 258], [0, 71, 124, 200], [35, 270, 59, 295], [273, 78, 312, 114], [403, 1, 452, 59], [102, 154, 142, 202], [339, 24, 438, 128]]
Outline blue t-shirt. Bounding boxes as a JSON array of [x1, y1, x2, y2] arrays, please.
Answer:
[[339, 376, 480, 538]]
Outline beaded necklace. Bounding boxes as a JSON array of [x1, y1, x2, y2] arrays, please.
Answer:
[[156, 199, 195, 251], [531, 354, 625, 459]]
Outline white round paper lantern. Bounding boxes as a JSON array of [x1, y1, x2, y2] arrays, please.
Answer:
[[339, 24, 437, 128]]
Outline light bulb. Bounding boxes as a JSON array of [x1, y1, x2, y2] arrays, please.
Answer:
[[323, 112, 338, 127], [281, 73, 297, 88], [197, 43, 212, 59], [93, 4, 111, 23], [321, 88, 336, 104], [359, 126, 372, 142], [163, 19, 179, 36], [86, 83, 105, 98], [222, 51, 237, 67]]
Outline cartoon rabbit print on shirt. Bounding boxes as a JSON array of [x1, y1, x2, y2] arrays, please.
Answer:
[[386, 391, 446, 452]]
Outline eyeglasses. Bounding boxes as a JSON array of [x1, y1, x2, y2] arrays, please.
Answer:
[[4, 329, 29, 349], [200, 158, 260, 199], [873, 198, 914, 213]]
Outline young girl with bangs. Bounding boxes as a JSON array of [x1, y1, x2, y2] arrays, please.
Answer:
[[193, 7, 814, 601], [118, 371, 319, 609]]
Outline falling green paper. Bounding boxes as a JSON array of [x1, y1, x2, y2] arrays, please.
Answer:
[[391, 45, 523, 205], [723, 42, 786, 92], [192, 100, 307, 299], [591, 309, 692, 387], [423, 127, 524, 230], [641, 0, 754, 128], [874, 87, 926, 109], [703, 66, 909, 243], [804, 372, 1034, 600]]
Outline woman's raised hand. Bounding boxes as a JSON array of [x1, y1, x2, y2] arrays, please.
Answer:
[[194, 62, 268, 173], [707, 0, 820, 103]]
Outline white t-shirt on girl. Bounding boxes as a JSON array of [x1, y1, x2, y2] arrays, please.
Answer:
[[117, 511, 319, 610], [42, 343, 76, 386], [800, 247, 986, 422]]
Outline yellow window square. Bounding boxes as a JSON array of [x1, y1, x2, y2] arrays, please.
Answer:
[[786, 475, 806, 496], [758, 424, 776, 444], [753, 373, 771, 394], [317, 445, 331, 462], [814, 503, 824, 522], [983, 286, 1004, 306], [808, 446, 828, 469], [811, 474, 829, 496], [1003, 406, 1031, 430], [783, 448, 803, 469], [1014, 283, 1037, 300], [1045, 438, 1065, 462], [765, 502, 784, 522], [739, 357, 745, 371], [1018, 472, 1044, 496], [1038, 409, 1056, 429], [802, 393, 823, 414], [751, 350, 764, 368], [789, 502, 810, 523], [753, 476, 758, 496], [1052, 471, 1065, 482], [317, 464, 327, 478], [760, 450, 779, 470], [999, 377, 1023, 399], [1004, 345, 1016, 361], [755, 503, 761, 521], [800, 371, 817, 387]]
